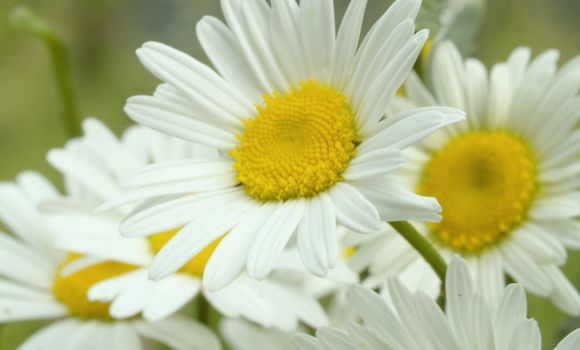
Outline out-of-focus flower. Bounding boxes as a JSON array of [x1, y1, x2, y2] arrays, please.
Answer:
[[0, 172, 219, 350], [295, 256, 580, 350], [373, 42, 580, 313]]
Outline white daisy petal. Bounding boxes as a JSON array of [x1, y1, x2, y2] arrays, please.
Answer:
[[445, 256, 474, 348], [499, 240, 552, 296], [143, 274, 201, 321], [110, 323, 142, 350], [0, 298, 67, 322], [0, 279, 52, 300], [60, 256, 109, 277], [269, 0, 304, 83], [494, 284, 527, 350], [348, 285, 415, 349], [359, 107, 464, 154], [0, 183, 55, 250], [19, 319, 79, 350], [329, 0, 367, 88], [247, 200, 305, 279], [203, 204, 273, 291], [472, 250, 505, 308], [528, 196, 580, 220], [149, 197, 258, 281], [544, 265, 580, 316], [462, 58, 488, 129], [351, 19, 415, 115], [353, 177, 441, 222], [15, 171, 59, 204], [242, 0, 290, 89], [486, 64, 513, 129], [555, 329, 580, 350], [345, 322, 388, 350], [343, 149, 406, 181], [109, 282, 151, 319], [102, 172, 238, 211], [221, 0, 282, 92], [196, 16, 264, 103], [507, 319, 541, 350], [125, 95, 238, 150], [327, 183, 381, 234], [299, 0, 334, 80], [357, 30, 428, 134], [317, 327, 357, 350], [297, 195, 337, 276], [404, 71, 438, 107], [120, 158, 235, 188], [89, 269, 149, 303], [352, 0, 421, 102], [0, 233, 55, 289], [432, 41, 466, 111], [509, 223, 566, 265], [120, 188, 245, 237], [137, 41, 252, 118], [544, 220, 580, 249]]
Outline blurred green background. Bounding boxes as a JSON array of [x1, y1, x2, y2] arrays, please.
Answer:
[[0, 0, 579, 348]]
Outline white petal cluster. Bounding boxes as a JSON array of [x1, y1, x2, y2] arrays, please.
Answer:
[[296, 257, 580, 350]]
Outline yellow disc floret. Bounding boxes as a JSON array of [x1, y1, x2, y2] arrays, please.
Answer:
[[418, 131, 537, 254], [149, 228, 223, 278], [53, 254, 138, 320], [232, 80, 360, 201]]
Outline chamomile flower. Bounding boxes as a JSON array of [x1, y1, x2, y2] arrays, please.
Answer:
[[44, 119, 328, 330], [0, 172, 219, 350], [379, 42, 580, 312], [116, 0, 464, 288], [295, 257, 580, 350]]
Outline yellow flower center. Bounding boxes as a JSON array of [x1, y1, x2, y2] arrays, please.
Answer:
[[343, 246, 356, 259], [52, 254, 138, 320], [149, 228, 223, 277], [231, 80, 359, 201], [418, 131, 537, 253]]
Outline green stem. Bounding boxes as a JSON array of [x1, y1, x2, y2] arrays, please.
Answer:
[[197, 294, 210, 326], [196, 295, 231, 349], [10, 6, 81, 138], [389, 221, 448, 305]]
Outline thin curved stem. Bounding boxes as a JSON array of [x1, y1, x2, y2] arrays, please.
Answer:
[[389, 221, 447, 305], [10, 6, 81, 138]]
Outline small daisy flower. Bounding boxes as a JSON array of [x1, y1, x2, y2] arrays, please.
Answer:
[[295, 257, 580, 350], [0, 172, 219, 350], [374, 42, 580, 312], [45, 119, 328, 330], [115, 0, 464, 288]]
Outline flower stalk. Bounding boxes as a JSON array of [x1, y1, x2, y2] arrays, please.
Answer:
[[10, 6, 81, 137], [389, 221, 447, 304]]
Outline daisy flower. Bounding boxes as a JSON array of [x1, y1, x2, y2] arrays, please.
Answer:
[[295, 257, 580, 350], [45, 119, 328, 330], [374, 41, 580, 312], [115, 0, 464, 288], [0, 172, 219, 350]]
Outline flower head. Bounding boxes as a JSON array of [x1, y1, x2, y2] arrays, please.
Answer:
[[115, 0, 463, 289]]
